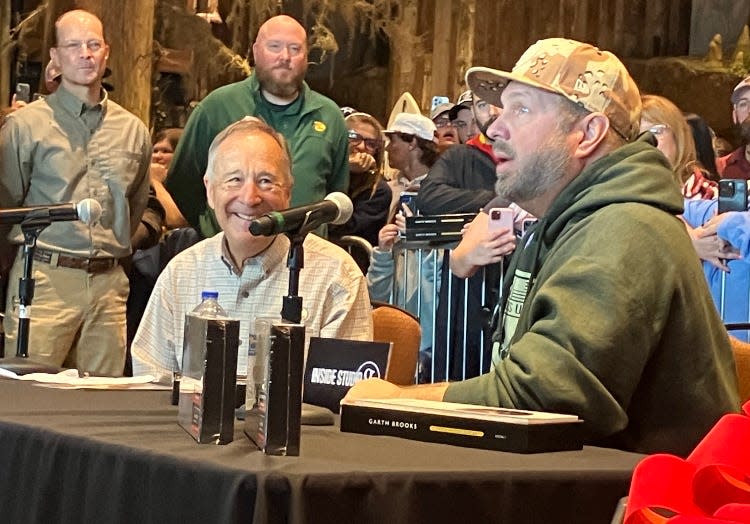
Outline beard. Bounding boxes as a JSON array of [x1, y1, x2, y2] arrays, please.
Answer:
[[740, 117, 750, 145], [493, 131, 573, 203], [476, 115, 498, 139], [255, 63, 307, 100]]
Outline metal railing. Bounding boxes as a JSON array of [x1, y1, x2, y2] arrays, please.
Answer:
[[387, 241, 503, 384]]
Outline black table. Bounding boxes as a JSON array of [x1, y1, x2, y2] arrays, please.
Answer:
[[0, 378, 642, 523]]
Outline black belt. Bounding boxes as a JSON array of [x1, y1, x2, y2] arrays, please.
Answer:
[[32, 248, 118, 274]]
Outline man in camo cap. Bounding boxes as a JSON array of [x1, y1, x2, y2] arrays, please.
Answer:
[[346, 38, 738, 457]]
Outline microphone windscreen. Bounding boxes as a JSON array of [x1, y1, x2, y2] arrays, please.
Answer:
[[77, 199, 102, 225], [324, 192, 353, 225]]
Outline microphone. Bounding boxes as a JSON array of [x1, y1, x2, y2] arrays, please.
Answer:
[[249, 192, 353, 236], [0, 199, 102, 226]]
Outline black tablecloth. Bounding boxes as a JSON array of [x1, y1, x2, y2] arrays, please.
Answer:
[[0, 379, 642, 523]]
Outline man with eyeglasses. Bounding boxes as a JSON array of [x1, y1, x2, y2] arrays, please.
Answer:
[[430, 102, 461, 150], [0, 9, 150, 376], [717, 76, 750, 180], [132, 118, 371, 383], [166, 15, 349, 239], [449, 90, 478, 143]]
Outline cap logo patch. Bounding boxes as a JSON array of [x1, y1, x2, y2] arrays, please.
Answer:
[[573, 75, 590, 95]]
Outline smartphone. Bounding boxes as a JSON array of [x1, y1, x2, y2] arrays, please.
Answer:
[[399, 191, 418, 214], [431, 95, 450, 111], [15, 83, 31, 104], [718, 179, 748, 213], [520, 217, 538, 236], [488, 207, 514, 232]]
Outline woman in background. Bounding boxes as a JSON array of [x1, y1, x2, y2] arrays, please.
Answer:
[[328, 112, 392, 272], [150, 128, 187, 229], [640, 95, 718, 200]]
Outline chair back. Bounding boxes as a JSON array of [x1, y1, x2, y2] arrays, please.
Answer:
[[730, 335, 750, 403], [371, 301, 420, 385], [331, 235, 373, 275]]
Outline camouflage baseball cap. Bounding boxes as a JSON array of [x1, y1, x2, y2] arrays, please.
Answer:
[[465, 38, 642, 141]]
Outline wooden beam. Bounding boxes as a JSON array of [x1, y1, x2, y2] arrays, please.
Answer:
[[429, 0, 453, 101], [1, 0, 10, 106]]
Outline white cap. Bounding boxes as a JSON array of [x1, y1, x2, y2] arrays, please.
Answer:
[[384, 113, 437, 142]]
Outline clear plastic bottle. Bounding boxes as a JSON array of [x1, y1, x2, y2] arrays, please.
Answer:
[[190, 290, 227, 318], [173, 291, 227, 405]]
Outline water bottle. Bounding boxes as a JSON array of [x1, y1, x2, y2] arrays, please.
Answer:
[[173, 291, 227, 405], [190, 290, 227, 318]]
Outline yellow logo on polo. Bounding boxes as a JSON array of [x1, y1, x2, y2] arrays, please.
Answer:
[[313, 121, 326, 133]]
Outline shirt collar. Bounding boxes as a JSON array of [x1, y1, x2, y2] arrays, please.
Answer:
[[219, 233, 289, 276], [54, 84, 107, 117]]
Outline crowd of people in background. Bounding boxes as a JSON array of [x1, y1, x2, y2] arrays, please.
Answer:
[[2, 9, 750, 456]]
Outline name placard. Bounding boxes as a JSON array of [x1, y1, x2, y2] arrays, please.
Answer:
[[303, 337, 391, 413]]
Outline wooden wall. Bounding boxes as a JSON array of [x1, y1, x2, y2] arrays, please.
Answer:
[[389, 0, 694, 115], [4, 0, 746, 134]]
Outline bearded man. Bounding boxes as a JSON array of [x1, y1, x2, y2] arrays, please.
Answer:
[[166, 15, 349, 237], [346, 38, 739, 457], [717, 75, 750, 180]]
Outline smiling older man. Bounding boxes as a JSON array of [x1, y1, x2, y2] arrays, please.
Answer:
[[132, 117, 371, 383], [346, 38, 739, 456]]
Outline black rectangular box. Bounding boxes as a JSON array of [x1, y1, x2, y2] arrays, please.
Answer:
[[245, 322, 305, 455], [178, 315, 240, 444], [340, 399, 584, 453]]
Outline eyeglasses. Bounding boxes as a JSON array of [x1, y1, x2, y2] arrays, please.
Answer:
[[57, 40, 104, 52], [648, 124, 670, 137], [434, 119, 455, 129], [347, 130, 381, 151]]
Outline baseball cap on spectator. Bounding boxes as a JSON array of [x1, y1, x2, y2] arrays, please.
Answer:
[[731, 76, 750, 104], [449, 90, 473, 120], [465, 37, 642, 141], [384, 113, 437, 142], [430, 102, 455, 121], [340, 106, 358, 118]]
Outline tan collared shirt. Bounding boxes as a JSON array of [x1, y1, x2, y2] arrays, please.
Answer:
[[0, 85, 150, 258]]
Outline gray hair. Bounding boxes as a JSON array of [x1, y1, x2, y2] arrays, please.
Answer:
[[556, 96, 626, 148], [204, 116, 293, 186]]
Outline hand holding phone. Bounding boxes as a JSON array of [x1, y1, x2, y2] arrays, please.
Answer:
[[399, 191, 417, 215]]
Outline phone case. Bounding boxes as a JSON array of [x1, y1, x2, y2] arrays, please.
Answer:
[[15, 83, 31, 104], [718, 179, 748, 213], [488, 207, 514, 231]]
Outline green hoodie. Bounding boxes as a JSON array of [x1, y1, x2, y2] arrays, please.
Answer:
[[444, 137, 739, 456]]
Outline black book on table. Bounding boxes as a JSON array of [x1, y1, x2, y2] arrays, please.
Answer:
[[340, 398, 584, 454]]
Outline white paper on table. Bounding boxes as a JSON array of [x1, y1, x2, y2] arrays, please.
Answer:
[[0, 368, 169, 390]]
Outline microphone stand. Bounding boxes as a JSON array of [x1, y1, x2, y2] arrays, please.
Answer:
[[279, 214, 327, 428], [281, 213, 320, 324], [0, 209, 63, 375]]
